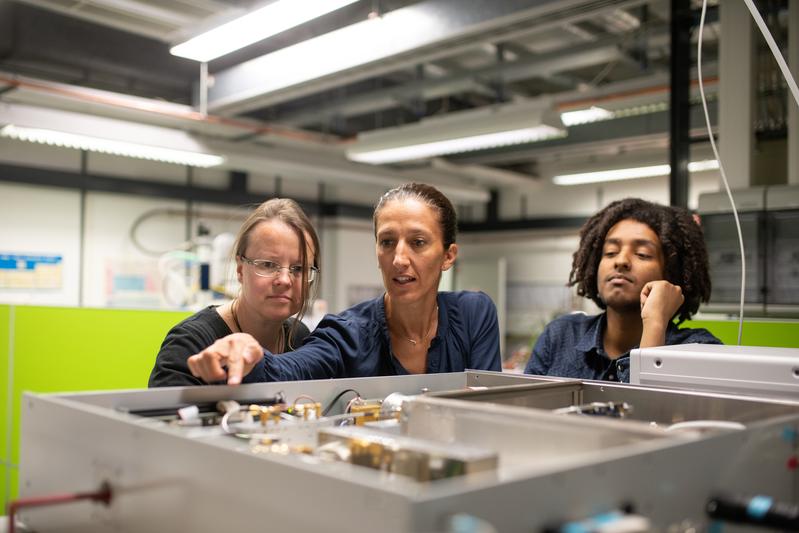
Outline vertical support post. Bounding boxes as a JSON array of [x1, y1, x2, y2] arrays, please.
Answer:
[[199, 62, 208, 116], [486, 189, 499, 223], [495, 43, 507, 103], [719, 1, 755, 189], [185, 166, 194, 244], [78, 150, 88, 307], [316, 181, 326, 267], [789, 2, 799, 185], [669, 0, 691, 208], [638, 5, 650, 71], [185, 166, 194, 288], [414, 64, 425, 118], [316, 181, 335, 311], [229, 170, 247, 193]]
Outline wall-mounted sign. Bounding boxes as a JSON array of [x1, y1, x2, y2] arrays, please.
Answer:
[[0, 253, 63, 289]]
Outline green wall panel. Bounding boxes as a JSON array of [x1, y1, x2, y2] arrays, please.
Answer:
[[13, 306, 189, 393], [685, 319, 799, 348], [1, 305, 796, 510], [9, 305, 190, 505], [1, 305, 10, 464], [1, 305, 10, 511]]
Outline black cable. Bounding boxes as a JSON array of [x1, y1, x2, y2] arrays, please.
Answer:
[[321, 388, 360, 416]]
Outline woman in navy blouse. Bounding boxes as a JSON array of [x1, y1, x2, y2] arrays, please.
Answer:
[[187, 183, 501, 384]]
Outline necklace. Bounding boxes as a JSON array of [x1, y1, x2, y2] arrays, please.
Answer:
[[230, 298, 243, 332], [401, 305, 438, 347], [230, 299, 285, 353]]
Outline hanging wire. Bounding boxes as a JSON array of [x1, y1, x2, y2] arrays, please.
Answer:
[[698, 0, 746, 345]]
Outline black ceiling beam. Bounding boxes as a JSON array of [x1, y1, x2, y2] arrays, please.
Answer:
[[460, 216, 586, 233], [1, 3, 195, 101], [1, 161, 586, 231], [0, 162, 373, 220]]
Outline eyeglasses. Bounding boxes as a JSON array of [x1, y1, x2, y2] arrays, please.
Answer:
[[239, 255, 318, 282]]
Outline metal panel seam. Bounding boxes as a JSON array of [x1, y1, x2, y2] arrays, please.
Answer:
[[5, 305, 15, 510]]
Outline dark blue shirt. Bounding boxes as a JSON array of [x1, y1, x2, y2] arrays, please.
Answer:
[[243, 291, 501, 382], [524, 312, 722, 382]]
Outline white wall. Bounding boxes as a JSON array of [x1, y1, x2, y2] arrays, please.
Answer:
[[0, 182, 82, 306], [458, 229, 586, 337], [0, 180, 386, 311], [319, 218, 383, 314], [0, 134, 724, 314], [0, 178, 382, 310], [497, 171, 722, 220], [82, 193, 188, 307], [0, 136, 339, 309]]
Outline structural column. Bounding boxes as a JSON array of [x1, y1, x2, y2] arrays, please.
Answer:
[[669, 0, 691, 208], [789, 1, 799, 185], [718, 1, 756, 189]]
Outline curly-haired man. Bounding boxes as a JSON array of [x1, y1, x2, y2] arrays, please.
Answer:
[[525, 198, 721, 382]]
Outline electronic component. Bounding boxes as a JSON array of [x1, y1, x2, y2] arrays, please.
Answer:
[[348, 398, 383, 426], [706, 493, 799, 530], [317, 426, 497, 481], [542, 508, 650, 533]]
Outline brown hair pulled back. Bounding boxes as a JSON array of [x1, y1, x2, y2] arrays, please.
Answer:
[[373, 182, 457, 249]]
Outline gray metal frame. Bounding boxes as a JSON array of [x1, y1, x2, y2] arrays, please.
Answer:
[[17, 371, 799, 532]]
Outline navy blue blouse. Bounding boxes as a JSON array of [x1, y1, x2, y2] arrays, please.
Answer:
[[524, 312, 721, 382], [243, 290, 501, 382]]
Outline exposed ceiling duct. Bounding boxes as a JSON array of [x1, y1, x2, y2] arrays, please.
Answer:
[[206, 0, 654, 114], [0, 0, 737, 203]]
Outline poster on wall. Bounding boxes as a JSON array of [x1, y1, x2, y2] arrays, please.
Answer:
[[105, 258, 163, 308], [0, 253, 63, 289]]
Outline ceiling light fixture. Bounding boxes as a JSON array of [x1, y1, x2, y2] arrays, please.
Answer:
[[171, 0, 361, 62], [347, 100, 566, 165], [552, 160, 720, 186], [0, 125, 225, 168], [560, 106, 615, 126]]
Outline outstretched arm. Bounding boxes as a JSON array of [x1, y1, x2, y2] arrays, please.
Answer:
[[188, 315, 356, 384], [187, 332, 264, 385]]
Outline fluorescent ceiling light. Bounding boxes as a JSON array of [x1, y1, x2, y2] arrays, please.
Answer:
[[687, 159, 721, 172], [553, 160, 720, 186], [349, 126, 563, 165], [171, 0, 360, 62], [0, 125, 225, 168], [347, 100, 565, 165], [560, 106, 615, 126]]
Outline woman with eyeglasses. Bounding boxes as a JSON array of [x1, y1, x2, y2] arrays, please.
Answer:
[[185, 182, 501, 385], [148, 198, 320, 387]]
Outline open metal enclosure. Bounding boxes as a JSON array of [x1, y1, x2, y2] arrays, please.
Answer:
[[18, 371, 799, 532]]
